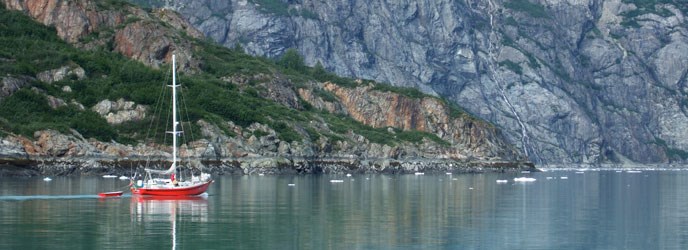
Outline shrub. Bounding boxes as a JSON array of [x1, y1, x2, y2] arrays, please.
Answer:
[[504, 0, 549, 18], [499, 60, 523, 75], [70, 110, 117, 141], [277, 48, 306, 73]]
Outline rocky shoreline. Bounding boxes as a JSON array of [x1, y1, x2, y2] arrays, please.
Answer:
[[0, 155, 536, 177]]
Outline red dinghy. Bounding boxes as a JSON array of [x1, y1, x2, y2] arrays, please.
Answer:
[[98, 191, 124, 197]]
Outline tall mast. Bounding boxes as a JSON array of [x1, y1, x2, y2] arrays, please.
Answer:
[[171, 54, 178, 169]]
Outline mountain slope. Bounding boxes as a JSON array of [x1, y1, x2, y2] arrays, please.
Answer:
[[0, 0, 529, 175], [147, 0, 688, 164]]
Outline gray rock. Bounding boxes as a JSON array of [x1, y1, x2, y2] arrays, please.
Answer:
[[92, 99, 147, 124], [36, 65, 86, 84], [155, 0, 688, 164], [0, 76, 32, 101]]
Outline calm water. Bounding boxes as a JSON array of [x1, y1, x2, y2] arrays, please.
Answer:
[[1, 170, 688, 249]]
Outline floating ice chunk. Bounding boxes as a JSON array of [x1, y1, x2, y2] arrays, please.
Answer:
[[615, 170, 622, 173], [496, 180, 508, 183], [414, 172, 424, 175], [258, 173, 265, 176], [119, 176, 129, 180], [546, 177, 553, 180], [346, 174, 352, 177], [514, 177, 536, 182], [560, 176, 568, 179], [446, 172, 452, 175], [575, 172, 584, 174], [330, 180, 344, 183], [288, 184, 295, 186], [103, 175, 117, 178], [521, 171, 531, 174], [43, 177, 52, 181], [627, 170, 642, 173]]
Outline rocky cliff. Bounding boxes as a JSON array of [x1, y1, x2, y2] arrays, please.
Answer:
[[150, 0, 688, 164], [0, 0, 532, 175], [4, 0, 201, 71]]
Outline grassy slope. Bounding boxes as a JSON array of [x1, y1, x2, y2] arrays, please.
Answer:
[[0, 3, 464, 148]]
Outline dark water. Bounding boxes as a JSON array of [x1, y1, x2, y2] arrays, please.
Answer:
[[1, 170, 688, 249]]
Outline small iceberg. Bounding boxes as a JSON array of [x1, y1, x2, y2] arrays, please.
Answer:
[[346, 174, 352, 177], [575, 172, 584, 174], [330, 180, 344, 183], [119, 176, 129, 180], [546, 177, 553, 180], [627, 170, 642, 173], [414, 172, 424, 175], [513, 177, 536, 182], [560, 176, 568, 179], [103, 175, 117, 178], [43, 177, 52, 182], [258, 173, 265, 176], [446, 172, 452, 175], [496, 179, 508, 183], [288, 184, 295, 187]]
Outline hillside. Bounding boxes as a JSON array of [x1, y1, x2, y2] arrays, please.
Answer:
[[0, 0, 531, 176], [143, 0, 688, 165]]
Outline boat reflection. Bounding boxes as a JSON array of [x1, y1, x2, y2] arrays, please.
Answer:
[[130, 195, 209, 250], [130, 194, 208, 222]]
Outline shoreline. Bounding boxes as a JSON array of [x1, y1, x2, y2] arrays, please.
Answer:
[[0, 155, 536, 177]]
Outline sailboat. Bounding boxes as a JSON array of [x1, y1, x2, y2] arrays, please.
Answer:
[[131, 55, 212, 196]]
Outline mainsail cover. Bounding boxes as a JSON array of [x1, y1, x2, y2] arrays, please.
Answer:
[[145, 162, 176, 175]]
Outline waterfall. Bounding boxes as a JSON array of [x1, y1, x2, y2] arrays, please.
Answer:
[[474, 0, 542, 163]]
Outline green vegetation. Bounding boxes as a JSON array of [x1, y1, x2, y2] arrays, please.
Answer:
[[619, 0, 686, 28], [277, 48, 306, 73], [0, 3, 471, 150], [0, 89, 116, 141], [622, 0, 687, 13], [371, 84, 428, 99], [246, 0, 319, 19], [504, 0, 549, 19], [499, 60, 523, 75], [654, 138, 688, 160]]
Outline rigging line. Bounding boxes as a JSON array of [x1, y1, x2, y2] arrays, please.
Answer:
[[178, 82, 196, 146], [177, 82, 191, 166], [178, 85, 191, 141], [144, 67, 171, 170], [177, 78, 203, 173]]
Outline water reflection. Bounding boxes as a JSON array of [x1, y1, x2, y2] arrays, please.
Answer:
[[130, 195, 208, 250], [2, 171, 688, 249]]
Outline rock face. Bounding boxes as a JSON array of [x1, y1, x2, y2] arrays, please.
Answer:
[[92, 99, 147, 125], [0, 0, 533, 176], [150, 0, 688, 164], [2, 0, 202, 71], [320, 82, 518, 159], [0, 75, 529, 175], [36, 65, 86, 83], [4, 0, 124, 43], [0, 76, 31, 101]]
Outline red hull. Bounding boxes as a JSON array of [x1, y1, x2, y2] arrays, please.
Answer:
[[98, 191, 124, 197], [131, 180, 212, 196]]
